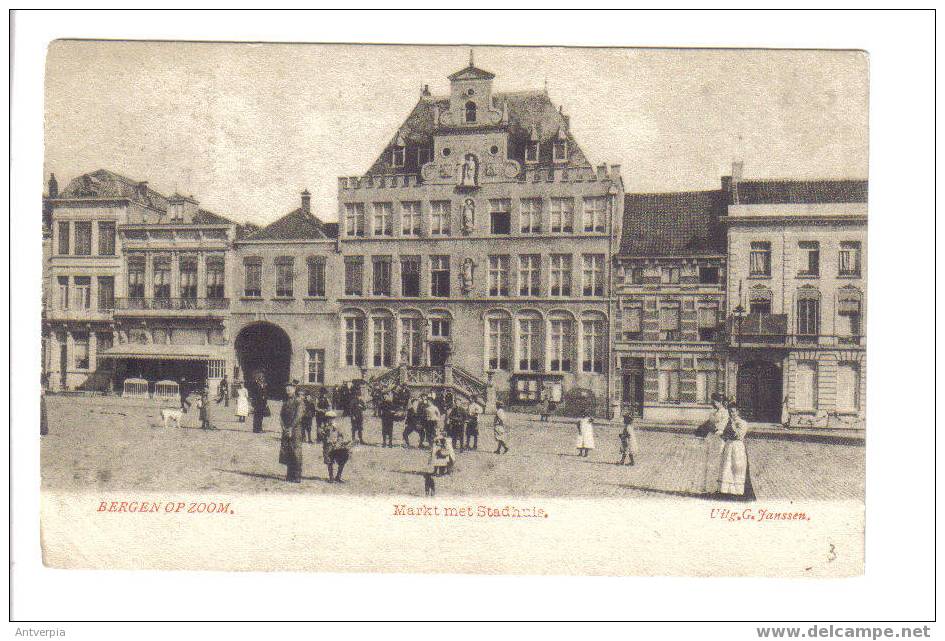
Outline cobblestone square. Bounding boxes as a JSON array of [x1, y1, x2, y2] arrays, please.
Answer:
[[41, 397, 864, 501]]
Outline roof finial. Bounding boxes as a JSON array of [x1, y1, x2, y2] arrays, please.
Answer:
[[469, 48, 474, 67], [544, 78, 548, 93]]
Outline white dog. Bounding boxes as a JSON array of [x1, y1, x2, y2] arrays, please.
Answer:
[[161, 407, 184, 429]]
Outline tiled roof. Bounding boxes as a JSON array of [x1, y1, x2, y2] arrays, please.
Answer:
[[366, 90, 590, 175], [244, 208, 337, 241], [59, 169, 170, 211], [731, 179, 868, 205], [447, 64, 496, 81], [620, 190, 727, 257]]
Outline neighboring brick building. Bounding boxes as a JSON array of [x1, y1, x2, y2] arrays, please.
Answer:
[[614, 190, 728, 422], [230, 190, 341, 395], [333, 58, 624, 409], [43, 169, 239, 394], [724, 175, 867, 427]]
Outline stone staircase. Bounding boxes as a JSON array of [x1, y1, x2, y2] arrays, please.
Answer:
[[369, 364, 493, 410]]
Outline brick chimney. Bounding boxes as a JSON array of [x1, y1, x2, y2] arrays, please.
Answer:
[[301, 189, 311, 215]]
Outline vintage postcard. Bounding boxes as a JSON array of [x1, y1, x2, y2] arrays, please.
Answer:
[[39, 41, 867, 576]]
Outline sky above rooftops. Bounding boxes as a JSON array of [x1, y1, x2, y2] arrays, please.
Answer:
[[44, 42, 867, 226]]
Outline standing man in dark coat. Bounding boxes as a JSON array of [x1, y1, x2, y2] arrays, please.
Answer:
[[379, 393, 401, 448], [322, 412, 352, 483], [248, 372, 268, 434], [349, 391, 366, 444], [215, 374, 229, 407], [280, 380, 304, 483]]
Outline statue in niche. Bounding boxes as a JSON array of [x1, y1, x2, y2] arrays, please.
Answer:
[[462, 198, 475, 234], [460, 153, 479, 187], [461, 258, 476, 295]]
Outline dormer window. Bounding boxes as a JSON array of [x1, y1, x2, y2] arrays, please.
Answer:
[[391, 145, 405, 168], [465, 101, 477, 123], [553, 139, 569, 163], [525, 141, 539, 163]]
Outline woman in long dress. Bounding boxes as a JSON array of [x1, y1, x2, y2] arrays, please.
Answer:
[[493, 402, 510, 454], [235, 385, 250, 423], [719, 401, 754, 500], [700, 393, 728, 494], [575, 415, 596, 457]]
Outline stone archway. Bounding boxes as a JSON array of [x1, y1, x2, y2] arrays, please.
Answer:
[[235, 322, 292, 400]]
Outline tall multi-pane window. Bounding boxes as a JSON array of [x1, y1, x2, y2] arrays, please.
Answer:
[[553, 138, 568, 163], [582, 254, 605, 296], [306, 349, 325, 384], [839, 241, 862, 276], [372, 256, 392, 296], [401, 201, 421, 236], [622, 300, 643, 340], [525, 140, 539, 163], [74, 222, 92, 256], [206, 257, 225, 300], [344, 203, 365, 237], [489, 199, 512, 235], [582, 196, 607, 233], [430, 201, 451, 235], [797, 297, 820, 337], [74, 276, 91, 310], [177, 256, 197, 305], [520, 198, 542, 233], [391, 145, 406, 168], [373, 202, 393, 236], [795, 361, 818, 410], [275, 258, 294, 298], [549, 197, 574, 233], [401, 317, 423, 366], [57, 276, 69, 310], [837, 362, 860, 411], [487, 315, 512, 370], [400, 256, 420, 297], [344, 257, 363, 296], [153, 257, 171, 300], [431, 317, 450, 339], [372, 316, 394, 367], [696, 360, 719, 404], [430, 255, 450, 297], [658, 358, 681, 402], [549, 317, 574, 372], [698, 304, 720, 341], [344, 317, 365, 367], [519, 255, 540, 296], [582, 317, 606, 373], [97, 222, 115, 255], [97, 276, 114, 311], [660, 266, 680, 284], [798, 241, 820, 277], [488, 255, 510, 296], [57, 221, 70, 255], [550, 254, 572, 296], [837, 295, 862, 344], [659, 303, 681, 341], [306, 257, 325, 297], [243, 258, 262, 298], [517, 316, 542, 372], [749, 241, 772, 277], [73, 332, 90, 370], [128, 257, 145, 300]]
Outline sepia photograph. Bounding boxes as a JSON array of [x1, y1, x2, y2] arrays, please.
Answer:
[[9, 6, 936, 628]]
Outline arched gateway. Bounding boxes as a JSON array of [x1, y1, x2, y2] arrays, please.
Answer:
[[235, 322, 292, 399], [735, 360, 783, 423]]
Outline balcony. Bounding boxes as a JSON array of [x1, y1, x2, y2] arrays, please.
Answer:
[[728, 313, 788, 346], [114, 297, 229, 316]]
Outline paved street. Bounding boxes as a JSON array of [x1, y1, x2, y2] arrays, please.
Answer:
[[41, 396, 864, 501]]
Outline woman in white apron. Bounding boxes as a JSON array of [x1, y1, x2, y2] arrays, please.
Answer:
[[719, 401, 754, 500], [575, 415, 596, 457], [700, 393, 728, 494], [235, 385, 250, 423]]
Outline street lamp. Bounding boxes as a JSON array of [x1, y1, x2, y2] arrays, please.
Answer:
[[732, 304, 746, 350]]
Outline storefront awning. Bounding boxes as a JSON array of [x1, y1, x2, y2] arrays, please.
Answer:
[[100, 344, 226, 361]]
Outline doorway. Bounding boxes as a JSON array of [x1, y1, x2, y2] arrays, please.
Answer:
[[235, 322, 293, 399], [736, 360, 783, 422], [428, 341, 450, 367], [621, 357, 644, 416]]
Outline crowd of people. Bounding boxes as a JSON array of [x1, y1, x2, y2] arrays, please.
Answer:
[[160, 370, 751, 501]]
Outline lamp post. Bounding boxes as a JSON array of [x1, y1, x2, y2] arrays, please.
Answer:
[[732, 304, 746, 350]]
